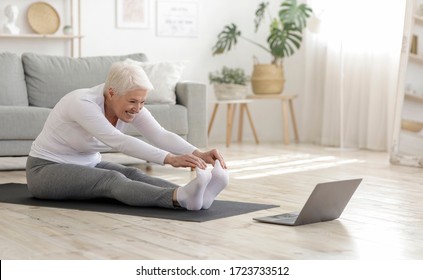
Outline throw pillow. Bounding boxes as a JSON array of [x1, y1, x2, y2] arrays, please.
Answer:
[[130, 60, 185, 105]]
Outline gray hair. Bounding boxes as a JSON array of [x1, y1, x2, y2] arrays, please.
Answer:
[[104, 59, 154, 96]]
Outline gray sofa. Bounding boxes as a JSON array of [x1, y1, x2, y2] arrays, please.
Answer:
[[0, 52, 207, 157]]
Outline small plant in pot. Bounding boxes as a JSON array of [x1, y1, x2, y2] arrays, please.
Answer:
[[212, 0, 312, 95], [209, 67, 250, 100]]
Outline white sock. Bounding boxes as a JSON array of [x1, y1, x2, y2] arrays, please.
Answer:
[[202, 160, 229, 209], [176, 168, 212, 210]]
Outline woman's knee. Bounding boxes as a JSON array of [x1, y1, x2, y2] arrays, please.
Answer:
[[96, 161, 145, 180], [100, 169, 130, 185], [123, 166, 145, 179]]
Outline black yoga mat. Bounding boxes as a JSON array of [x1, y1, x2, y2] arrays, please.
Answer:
[[0, 183, 278, 222]]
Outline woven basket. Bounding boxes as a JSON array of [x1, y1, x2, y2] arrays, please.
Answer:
[[251, 63, 285, 95], [27, 2, 60, 34], [213, 84, 248, 100]]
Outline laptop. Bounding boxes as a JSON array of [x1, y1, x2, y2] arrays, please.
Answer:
[[253, 178, 362, 226]]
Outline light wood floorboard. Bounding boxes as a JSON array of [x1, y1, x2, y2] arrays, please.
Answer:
[[1, 143, 422, 259]]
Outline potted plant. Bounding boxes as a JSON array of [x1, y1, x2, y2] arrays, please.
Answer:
[[209, 66, 250, 100], [212, 0, 312, 95]]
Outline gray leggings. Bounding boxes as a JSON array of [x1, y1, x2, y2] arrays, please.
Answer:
[[26, 156, 178, 208]]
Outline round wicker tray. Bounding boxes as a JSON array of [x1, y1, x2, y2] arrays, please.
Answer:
[[27, 2, 60, 34]]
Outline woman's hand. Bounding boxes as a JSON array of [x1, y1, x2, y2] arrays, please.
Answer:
[[164, 153, 207, 169], [192, 149, 227, 169]]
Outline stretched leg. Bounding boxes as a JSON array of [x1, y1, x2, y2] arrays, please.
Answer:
[[26, 156, 175, 208], [202, 160, 229, 209], [96, 162, 213, 210], [96, 162, 215, 210], [96, 162, 219, 210], [96, 161, 178, 189]]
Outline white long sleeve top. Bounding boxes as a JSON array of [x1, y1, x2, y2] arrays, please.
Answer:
[[29, 84, 197, 167]]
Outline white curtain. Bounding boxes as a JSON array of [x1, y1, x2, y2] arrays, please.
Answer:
[[301, 0, 406, 150]]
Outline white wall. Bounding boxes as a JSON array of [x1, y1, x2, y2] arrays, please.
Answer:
[[0, 0, 307, 145]]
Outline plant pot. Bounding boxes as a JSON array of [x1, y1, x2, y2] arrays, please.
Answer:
[[213, 83, 248, 100], [251, 63, 285, 95]]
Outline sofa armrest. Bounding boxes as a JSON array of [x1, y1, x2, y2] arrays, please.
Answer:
[[175, 81, 207, 148]]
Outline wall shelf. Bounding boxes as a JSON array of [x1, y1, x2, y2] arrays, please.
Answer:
[[409, 53, 423, 64], [402, 1, 423, 139], [0, 0, 82, 57], [0, 34, 83, 39], [413, 14, 423, 24], [405, 92, 423, 102]]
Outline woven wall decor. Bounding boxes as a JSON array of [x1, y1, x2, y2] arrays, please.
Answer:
[[27, 2, 60, 34]]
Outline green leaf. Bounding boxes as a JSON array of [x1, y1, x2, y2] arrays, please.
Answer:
[[211, 0, 313, 62], [209, 66, 250, 85], [212, 23, 242, 55], [254, 2, 269, 32], [268, 25, 302, 58], [279, 0, 313, 30]]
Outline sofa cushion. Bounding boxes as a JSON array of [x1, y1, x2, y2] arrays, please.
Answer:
[[0, 52, 29, 106], [22, 53, 148, 108], [0, 106, 51, 139], [0, 140, 34, 157]]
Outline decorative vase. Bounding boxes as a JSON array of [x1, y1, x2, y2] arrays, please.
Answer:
[[213, 83, 247, 100], [251, 63, 285, 95], [63, 25, 73, 35]]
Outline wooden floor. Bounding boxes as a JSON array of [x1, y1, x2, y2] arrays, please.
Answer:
[[1, 143, 423, 260]]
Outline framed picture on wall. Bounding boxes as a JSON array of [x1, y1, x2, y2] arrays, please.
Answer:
[[156, 0, 198, 37], [116, 0, 150, 29]]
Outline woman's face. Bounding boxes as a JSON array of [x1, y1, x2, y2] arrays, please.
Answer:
[[110, 88, 148, 123]]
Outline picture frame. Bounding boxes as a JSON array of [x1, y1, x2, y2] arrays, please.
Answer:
[[116, 0, 150, 29], [156, 0, 198, 37]]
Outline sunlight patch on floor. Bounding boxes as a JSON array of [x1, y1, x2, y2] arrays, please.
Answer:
[[226, 153, 364, 179], [228, 154, 313, 167]]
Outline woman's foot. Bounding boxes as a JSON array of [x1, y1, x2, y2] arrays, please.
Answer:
[[202, 160, 229, 209], [176, 168, 212, 210]]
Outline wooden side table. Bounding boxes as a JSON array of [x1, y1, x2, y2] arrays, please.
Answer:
[[248, 94, 299, 145], [208, 99, 259, 147]]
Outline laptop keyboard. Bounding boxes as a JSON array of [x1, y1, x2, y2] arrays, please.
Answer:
[[274, 213, 297, 219]]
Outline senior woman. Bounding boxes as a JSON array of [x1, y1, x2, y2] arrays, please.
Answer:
[[26, 60, 228, 211]]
